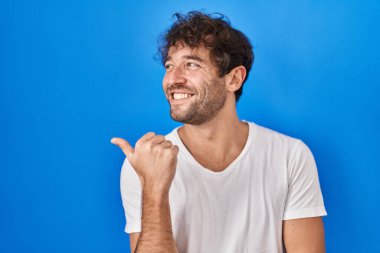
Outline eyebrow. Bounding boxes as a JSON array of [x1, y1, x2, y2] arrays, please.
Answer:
[[165, 55, 205, 63]]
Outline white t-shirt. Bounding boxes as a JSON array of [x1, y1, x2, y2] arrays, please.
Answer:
[[120, 121, 327, 253]]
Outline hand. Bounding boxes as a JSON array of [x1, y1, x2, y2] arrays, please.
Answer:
[[111, 132, 179, 194]]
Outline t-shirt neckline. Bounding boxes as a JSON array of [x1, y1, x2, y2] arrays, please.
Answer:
[[172, 120, 256, 176]]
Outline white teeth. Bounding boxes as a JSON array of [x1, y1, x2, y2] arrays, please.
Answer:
[[173, 93, 192, 100]]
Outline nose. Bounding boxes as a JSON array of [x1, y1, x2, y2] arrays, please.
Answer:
[[164, 65, 186, 87]]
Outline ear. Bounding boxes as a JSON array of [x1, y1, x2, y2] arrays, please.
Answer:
[[225, 66, 247, 93]]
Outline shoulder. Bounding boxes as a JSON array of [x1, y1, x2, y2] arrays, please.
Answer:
[[247, 121, 303, 151]]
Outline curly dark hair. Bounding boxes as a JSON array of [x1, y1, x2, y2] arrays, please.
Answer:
[[158, 11, 254, 102]]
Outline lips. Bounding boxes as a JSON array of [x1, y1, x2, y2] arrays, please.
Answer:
[[168, 92, 195, 105], [166, 89, 196, 104], [173, 93, 193, 99]]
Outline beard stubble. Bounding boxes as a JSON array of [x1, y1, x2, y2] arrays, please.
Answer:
[[169, 78, 226, 125]]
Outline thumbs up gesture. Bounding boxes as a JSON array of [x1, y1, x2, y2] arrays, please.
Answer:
[[111, 132, 179, 194]]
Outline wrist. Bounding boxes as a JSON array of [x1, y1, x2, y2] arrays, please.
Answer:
[[143, 184, 170, 200], [142, 179, 171, 194]]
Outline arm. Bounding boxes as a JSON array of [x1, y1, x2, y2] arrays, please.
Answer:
[[283, 217, 326, 253], [134, 188, 178, 253], [129, 233, 140, 253], [283, 141, 327, 252], [112, 132, 179, 253], [128, 191, 178, 253]]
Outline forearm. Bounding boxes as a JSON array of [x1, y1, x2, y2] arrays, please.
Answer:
[[135, 188, 178, 253], [283, 217, 326, 253]]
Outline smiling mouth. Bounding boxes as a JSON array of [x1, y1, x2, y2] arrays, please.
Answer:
[[169, 93, 195, 104]]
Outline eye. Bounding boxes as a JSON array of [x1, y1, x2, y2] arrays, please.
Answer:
[[164, 63, 173, 71], [186, 62, 200, 69]]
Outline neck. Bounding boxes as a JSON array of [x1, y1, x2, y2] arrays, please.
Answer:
[[178, 95, 249, 162]]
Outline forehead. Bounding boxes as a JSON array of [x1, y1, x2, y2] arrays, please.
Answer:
[[166, 43, 212, 62]]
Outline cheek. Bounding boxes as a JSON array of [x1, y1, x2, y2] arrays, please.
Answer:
[[162, 76, 168, 90], [188, 75, 206, 89]]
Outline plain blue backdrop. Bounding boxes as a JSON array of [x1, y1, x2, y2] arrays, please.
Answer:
[[1, 0, 379, 252]]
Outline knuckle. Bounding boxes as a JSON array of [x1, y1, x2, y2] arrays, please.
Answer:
[[153, 135, 165, 142], [146, 131, 156, 137], [141, 132, 155, 142], [156, 147, 165, 155], [163, 149, 172, 156], [137, 132, 155, 145], [136, 140, 143, 147], [153, 142, 162, 150], [171, 145, 179, 152], [120, 140, 127, 148], [145, 141, 153, 149]]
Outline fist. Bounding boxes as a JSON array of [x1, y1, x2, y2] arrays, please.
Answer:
[[111, 132, 179, 193]]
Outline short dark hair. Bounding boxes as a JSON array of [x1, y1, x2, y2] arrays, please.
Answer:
[[158, 11, 254, 102]]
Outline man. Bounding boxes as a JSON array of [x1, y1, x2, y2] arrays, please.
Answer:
[[111, 11, 327, 253]]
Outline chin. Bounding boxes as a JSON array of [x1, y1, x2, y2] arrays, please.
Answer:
[[170, 111, 188, 123], [170, 113, 209, 125]]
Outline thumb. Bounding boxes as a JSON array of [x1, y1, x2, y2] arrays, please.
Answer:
[[110, 137, 134, 157]]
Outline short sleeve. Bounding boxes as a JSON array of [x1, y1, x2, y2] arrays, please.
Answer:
[[283, 140, 327, 220], [120, 157, 142, 233]]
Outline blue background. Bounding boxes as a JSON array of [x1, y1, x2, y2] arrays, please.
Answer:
[[1, 0, 379, 252]]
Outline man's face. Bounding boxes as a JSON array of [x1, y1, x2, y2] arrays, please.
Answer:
[[162, 44, 226, 125]]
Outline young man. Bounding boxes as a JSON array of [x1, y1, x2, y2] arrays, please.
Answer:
[[111, 11, 327, 253]]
